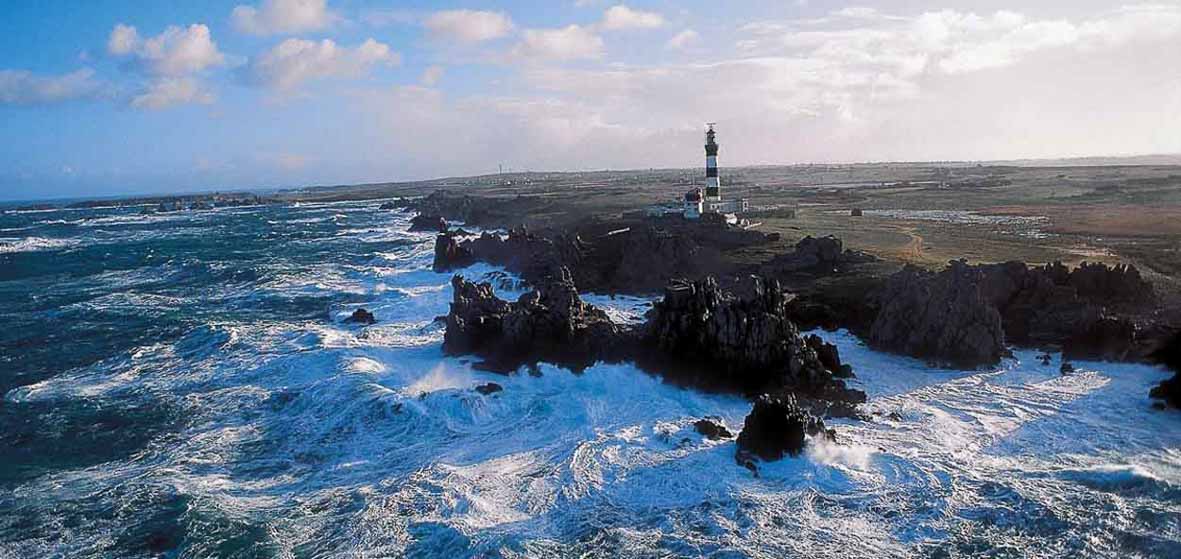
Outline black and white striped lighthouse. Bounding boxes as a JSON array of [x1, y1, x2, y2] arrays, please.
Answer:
[[704, 123, 720, 201]]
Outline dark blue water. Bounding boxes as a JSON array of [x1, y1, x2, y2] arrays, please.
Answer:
[[1, 201, 1178, 558]]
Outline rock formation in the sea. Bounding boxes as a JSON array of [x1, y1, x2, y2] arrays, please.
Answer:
[[1062, 315, 1138, 362], [443, 266, 622, 372], [763, 235, 876, 275], [378, 201, 398, 210], [643, 275, 865, 403], [344, 308, 376, 325], [736, 394, 833, 464], [694, 417, 733, 440], [805, 334, 854, 378], [475, 382, 503, 395], [433, 233, 475, 272], [409, 213, 448, 233], [869, 260, 1007, 368], [1149, 331, 1181, 408]]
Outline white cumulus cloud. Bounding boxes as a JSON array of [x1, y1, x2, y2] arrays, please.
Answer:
[[131, 77, 215, 109], [0, 68, 108, 105], [600, 5, 665, 31], [513, 25, 604, 61], [106, 23, 226, 77], [424, 10, 514, 43], [245, 38, 399, 91], [231, 0, 339, 35]]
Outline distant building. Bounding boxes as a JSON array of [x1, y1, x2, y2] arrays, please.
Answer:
[[683, 187, 703, 219]]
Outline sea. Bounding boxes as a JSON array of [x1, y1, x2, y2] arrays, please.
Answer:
[[0, 200, 1178, 558]]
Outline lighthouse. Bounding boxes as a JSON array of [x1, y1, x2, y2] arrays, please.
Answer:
[[704, 123, 720, 202]]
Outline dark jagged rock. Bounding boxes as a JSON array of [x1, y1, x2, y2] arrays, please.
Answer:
[[378, 201, 397, 210], [1062, 315, 1137, 362], [475, 382, 503, 395], [694, 417, 733, 440], [1060, 362, 1075, 374], [643, 275, 865, 403], [410, 213, 448, 233], [764, 235, 876, 275], [402, 191, 490, 226], [344, 308, 376, 325], [869, 260, 1007, 368], [805, 334, 853, 378], [1149, 331, 1181, 408], [736, 394, 833, 463], [442, 267, 621, 372], [433, 233, 474, 272], [1039, 353, 1053, 366]]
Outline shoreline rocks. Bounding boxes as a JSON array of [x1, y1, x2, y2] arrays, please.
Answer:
[[1149, 331, 1181, 408], [344, 308, 376, 325], [409, 214, 448, 233], [736, 394, 833, 464]]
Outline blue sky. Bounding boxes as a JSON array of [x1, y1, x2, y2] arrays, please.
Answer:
[[2, 1, 1180, 201]]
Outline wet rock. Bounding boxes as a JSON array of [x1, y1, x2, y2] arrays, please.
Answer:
[[378, 201, 398, 210], [1062, 315, 1137, 362], [735, 394, 833, 463], [433, 233, 475, 272], [1148, 331, 1181, 408], [805, 334, 853, 378], [644, 275, 865, 403], [410, 213, 448, 233], [1060, 362, 1075, 374], [442, 266, 621, 372], [1039, 353, 1053, 366], [344, 308, 376, 325], [869, 260, 1007, 368], [474, 382, 502, 395], [850, 208, 863, 217], [694, 417, 733, 440]]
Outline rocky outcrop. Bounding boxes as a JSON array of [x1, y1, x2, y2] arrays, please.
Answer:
[[402, 192, 490, 226], [409, 214, 447, 233], [868, 259, 1155, 368], [344, 308, 376, 325], [1062, 316, 1137, 362], [378, 201, 398, 210], [805, 334, 854, 378], [763, 235, 875, 275], [736, 394, 833, 464], [694, 418, 733, 440], [869, 261, 1007, 368], [643, 275, 865, 402], [433, 233, 474, 272], [1149, 331, 1181, 408], [442, 267, 622, 372], [475, 382, 503, 395]]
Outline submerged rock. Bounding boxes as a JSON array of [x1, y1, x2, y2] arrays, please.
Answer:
[[693, 417, 733, 440], [736, 394, 833, 463], [475, 382, 503, 395], [344, 308, 376, 325], [869, 260, 1006, 368]]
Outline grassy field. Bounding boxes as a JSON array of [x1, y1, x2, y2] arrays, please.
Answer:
[[287, 162, 1181, 301]]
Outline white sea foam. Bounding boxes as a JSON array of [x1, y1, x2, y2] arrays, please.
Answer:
[[3, 206, 1179, 558]]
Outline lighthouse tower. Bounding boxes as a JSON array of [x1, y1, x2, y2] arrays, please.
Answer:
[[704, 123, 720, 202]]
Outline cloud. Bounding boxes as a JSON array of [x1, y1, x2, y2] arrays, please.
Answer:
[[420, 65, 445, 86], [513, 25, 604, 61], [0, 68, 109, 105], [600, 5, 665, 31], [131, 77, 214, 109], [424, 10, 514, 43], [106, 23, 226, 77], [245, 38, 399, 91], [665, 29, 699, 50], [231, 0, 339, 35]]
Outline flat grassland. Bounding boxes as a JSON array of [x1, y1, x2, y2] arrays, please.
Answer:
[[288, 162, 1181, 301]]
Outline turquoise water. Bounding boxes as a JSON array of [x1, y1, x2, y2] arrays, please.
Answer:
[[1, 201, 1178, 557]]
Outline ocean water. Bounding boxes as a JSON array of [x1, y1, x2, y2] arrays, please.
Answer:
[[0, 201, 1178, 558]]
